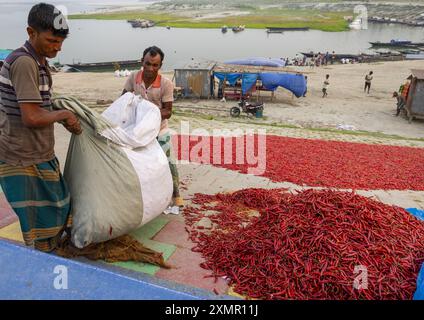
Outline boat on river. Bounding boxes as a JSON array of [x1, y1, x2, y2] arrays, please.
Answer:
[[369, 39, 424, 48], [65, 59, 141, 72], [232, 25, 245, 32], [266, 27, 309, 33]]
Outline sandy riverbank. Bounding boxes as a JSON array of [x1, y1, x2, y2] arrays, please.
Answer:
[[52, 60, 424, 140]]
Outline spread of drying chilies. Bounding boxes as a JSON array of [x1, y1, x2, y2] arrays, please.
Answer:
[[184, 188, 424, 300], [174, 135, 424, 191]]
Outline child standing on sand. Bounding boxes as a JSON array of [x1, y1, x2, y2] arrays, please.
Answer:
[[322, 74, 330, 98]]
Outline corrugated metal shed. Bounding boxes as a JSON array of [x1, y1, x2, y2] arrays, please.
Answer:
[[174, 61, 216, 98], [177, 61, 217, 71], [406, 69, 424, 122], [411, 69, 424, 80]]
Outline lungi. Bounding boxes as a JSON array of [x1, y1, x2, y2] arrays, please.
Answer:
[[0, 158, 72, 252]]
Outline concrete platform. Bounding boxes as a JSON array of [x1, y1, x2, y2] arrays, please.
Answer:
[[0, 240, 226, 300]]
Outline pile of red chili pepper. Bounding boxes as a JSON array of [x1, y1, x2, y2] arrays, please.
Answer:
[[174, 135, 424, 190], [184, 188, 424, 300]]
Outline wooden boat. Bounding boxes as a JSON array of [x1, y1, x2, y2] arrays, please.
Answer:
[[300, 51, 404, 63], [369, 17, 424, 27], [65, 59, 141, 72], [369, 40, 424, 48], [300, 52, 359, 60], [232, 25, 245, 32], [397, 48, 422, 55], [360, 53, 405, 63], [405, 53, 424, 60], [266, 27, 309, 33], [127, 19, 155, 28]]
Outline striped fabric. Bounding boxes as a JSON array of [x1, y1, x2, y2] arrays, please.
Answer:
[[0, 41, 54, 166], [0, 158, 72, 252]]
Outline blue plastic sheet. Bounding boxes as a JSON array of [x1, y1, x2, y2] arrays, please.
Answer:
[[414, 266, 424, 300], [406, 208, 424, 221], [415, 240, 424, 300], [260, 73, 307, 98], [224, 57, 286, 67], [214, 72, 242, 86], [406, 208, 424, 300], [214, 71, 307, 97], [241, 73, 258, 94]]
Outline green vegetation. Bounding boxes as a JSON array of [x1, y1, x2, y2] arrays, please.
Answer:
[[69, 7, 350, 32]]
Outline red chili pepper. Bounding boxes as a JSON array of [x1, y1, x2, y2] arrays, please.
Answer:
[[183, 188, 424, 300], [176, 134, 424, 191]]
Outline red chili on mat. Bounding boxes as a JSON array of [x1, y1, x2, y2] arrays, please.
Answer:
[[184, 189, 424, 300], [174, 135, 424, 191]]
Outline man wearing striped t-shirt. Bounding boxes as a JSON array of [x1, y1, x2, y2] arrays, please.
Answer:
[[0, 3, 81, 252]]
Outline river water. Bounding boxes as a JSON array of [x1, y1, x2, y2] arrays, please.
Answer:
[[1, 0, 423, 71]]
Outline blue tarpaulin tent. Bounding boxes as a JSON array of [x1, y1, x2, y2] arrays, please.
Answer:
[[214, 72, 242, 86], [242, 73, 259, 95], [260, 73, 306, 97], [214, 71, 307, 97]]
